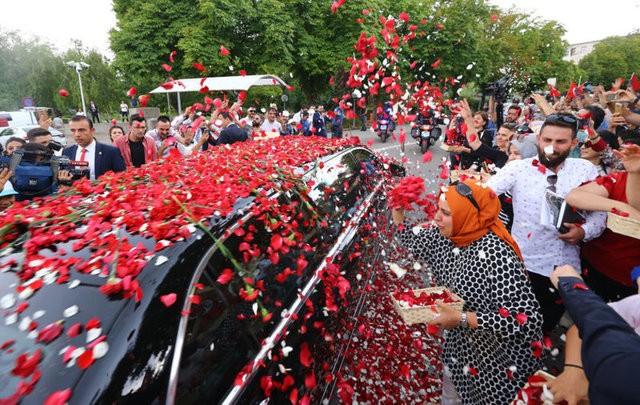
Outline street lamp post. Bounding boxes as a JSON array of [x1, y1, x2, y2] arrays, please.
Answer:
[[65, 61, 90, 115]]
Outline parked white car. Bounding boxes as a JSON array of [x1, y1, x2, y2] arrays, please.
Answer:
[[0, 125, 67, 148]]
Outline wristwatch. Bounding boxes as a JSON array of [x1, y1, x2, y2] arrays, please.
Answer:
[[459, 311, 469, 328]]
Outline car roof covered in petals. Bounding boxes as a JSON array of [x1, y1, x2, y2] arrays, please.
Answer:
[[0, 136, 376, 403]]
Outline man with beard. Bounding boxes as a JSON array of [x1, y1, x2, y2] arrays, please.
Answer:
[[487, 113, 607, 335]]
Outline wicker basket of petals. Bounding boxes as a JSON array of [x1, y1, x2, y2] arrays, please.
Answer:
[[450, 169, 491, 183], [606, 211, 640, 239], [391, 287, 464, 325]]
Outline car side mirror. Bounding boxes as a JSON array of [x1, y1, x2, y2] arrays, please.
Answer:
[[389, 162, 406, 177]]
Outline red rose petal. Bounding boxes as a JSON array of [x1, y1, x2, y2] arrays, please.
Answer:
[[498, 307, 510, 318], [217, 268, 233, 285], [169, 50, 177, 63], [77, 349, 94, 369], [161, 63, 172, 72], [58, 89, 70, 97], [192, 62, 207, 72], [515, 313, 528, 325], [573, 283, 589, 290], [127, 87, 137, 97], [220, 45, 230, 56], [300, 342, 313, 367], [44, 388, 72, 405], [160, 293, 177, 307], [239, 70, 246, 76]]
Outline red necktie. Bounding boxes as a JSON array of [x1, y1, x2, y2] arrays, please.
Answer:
[[80, 148, 87, 162]]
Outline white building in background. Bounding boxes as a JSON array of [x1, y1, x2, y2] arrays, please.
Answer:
[[565, 40, 601, 64]]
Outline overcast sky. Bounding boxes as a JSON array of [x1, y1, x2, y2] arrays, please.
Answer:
[[1, 0, 639, 56]]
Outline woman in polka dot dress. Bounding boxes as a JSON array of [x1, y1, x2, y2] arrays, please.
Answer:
[[393, 179, 543, 405]]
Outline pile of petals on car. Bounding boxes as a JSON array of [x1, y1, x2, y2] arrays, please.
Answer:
[[0, 135, 449, 403]]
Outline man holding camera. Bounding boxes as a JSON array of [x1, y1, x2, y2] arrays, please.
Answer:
[[63, 115, 126, 180]]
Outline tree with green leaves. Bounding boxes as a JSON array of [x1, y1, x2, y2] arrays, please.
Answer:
[[579, 34, 640, 88]]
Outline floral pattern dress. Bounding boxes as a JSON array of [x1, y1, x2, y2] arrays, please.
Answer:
[[397, 224, 543, 405]]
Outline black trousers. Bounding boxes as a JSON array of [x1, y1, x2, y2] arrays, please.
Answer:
[[528, 271, 565, 335], [582, 258, 637, 303]]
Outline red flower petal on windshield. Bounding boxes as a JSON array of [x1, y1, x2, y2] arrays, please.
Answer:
[[77, 349, 94, 369], [67, 322, 82, 338], [86, 318, 101, 330], [300, 342, 313, 367], [12, 349, 41, 377], [217, 268, 233, 285], [160, 293, 177, 307], [37, 321, 64, 344], [44, 388, 72, 405]]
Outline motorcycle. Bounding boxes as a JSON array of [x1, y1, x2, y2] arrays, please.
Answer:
[[410, 118, 441, 153], [376, 117, 392, 143]]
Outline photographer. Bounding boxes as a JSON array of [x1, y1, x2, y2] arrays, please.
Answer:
[[11, 143, 75, 201], [27, 128, 63, 155]]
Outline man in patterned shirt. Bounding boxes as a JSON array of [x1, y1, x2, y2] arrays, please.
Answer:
[[487, 113, 607, 334]]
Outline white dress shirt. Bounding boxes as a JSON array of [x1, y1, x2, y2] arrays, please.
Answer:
[[260, 119, 282, 134], [75, 140, 97, 180], [487, 157, 606, 277]]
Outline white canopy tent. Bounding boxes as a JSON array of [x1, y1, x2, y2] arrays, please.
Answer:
[[149, 74, 289, 113]]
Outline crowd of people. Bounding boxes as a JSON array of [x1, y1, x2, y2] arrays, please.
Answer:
[[1, 79, 640, 404], [0, 100, 348, 207], [394, 82, 640, 404]]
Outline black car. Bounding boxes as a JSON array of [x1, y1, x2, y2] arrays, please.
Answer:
[[0, 137, 403, 404]]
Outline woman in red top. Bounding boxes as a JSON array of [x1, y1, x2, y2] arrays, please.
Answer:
[[566, 144, 640, 301]]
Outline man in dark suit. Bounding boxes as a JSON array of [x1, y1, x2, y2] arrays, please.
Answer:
[[218, 112, 248, 145], [63, 115, 126, 180]]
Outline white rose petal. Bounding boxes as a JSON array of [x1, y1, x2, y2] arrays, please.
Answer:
[[0, 293, 16, 309], [413, 262, 422, 270], [18, 287, 34, 300], [87, 327, 102, 343], [5, 313, 18, 325], [92, 341, 109, 359], [155, 256, 169, 266], [63, 305, 79, 318], [388, 262, 407, 278], [282, 346, 293, 357], [33, 310, 45, 319], [19, 316, 32, 332], [68, 279, 81, 289]]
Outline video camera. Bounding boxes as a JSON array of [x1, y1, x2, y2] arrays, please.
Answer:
[[484, 75, 511, 103], [2, 148, 90, 199]]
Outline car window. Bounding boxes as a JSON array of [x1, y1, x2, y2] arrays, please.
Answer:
[[173, 258, 261, 403], [174, 196, 326, 402], [307, 152, 362, 224]]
